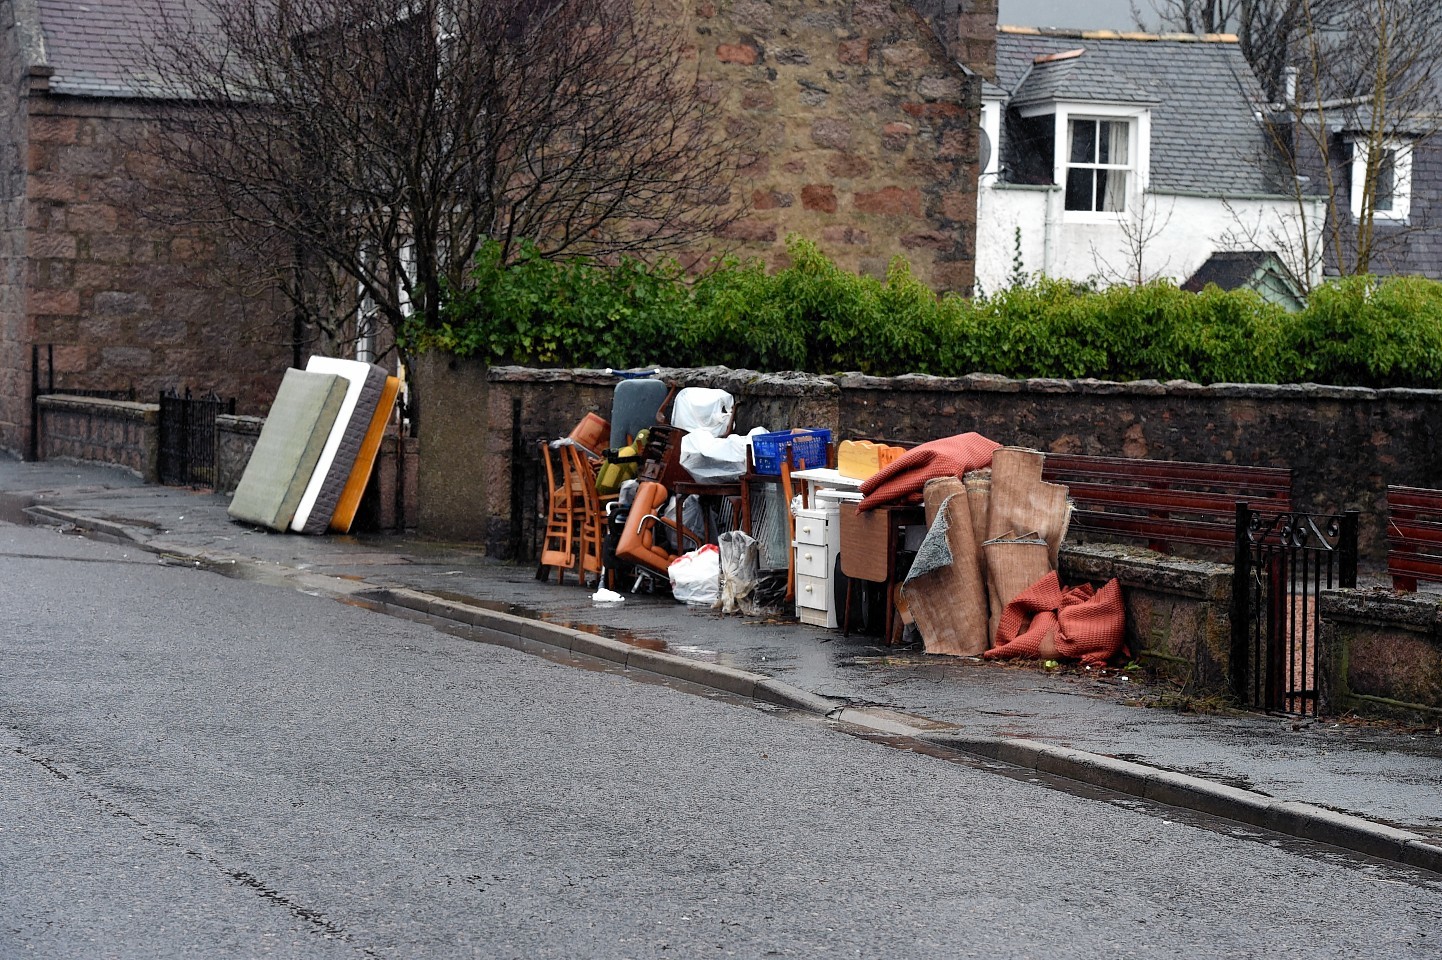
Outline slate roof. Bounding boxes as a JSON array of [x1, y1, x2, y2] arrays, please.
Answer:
[[26, 0, 205, 99], [1181, 251, 1282, 291], [1011, 51, 1159, 111], [993, 28, 1280, 196]]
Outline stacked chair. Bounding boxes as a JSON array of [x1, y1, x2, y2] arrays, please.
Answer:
[[538, 379, 739, 592]]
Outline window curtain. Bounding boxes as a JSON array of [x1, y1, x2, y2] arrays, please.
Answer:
[[1101, 121, 1129, 212]]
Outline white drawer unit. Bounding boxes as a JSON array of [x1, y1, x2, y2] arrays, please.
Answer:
[[793, 504, 840, 629]]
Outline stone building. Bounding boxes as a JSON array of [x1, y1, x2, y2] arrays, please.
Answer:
[[0, 0, 997, 460], [692, 0, 996, 293], [0, 0, 294, 459]]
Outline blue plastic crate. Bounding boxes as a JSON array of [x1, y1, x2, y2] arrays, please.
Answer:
[[751, 428, 831, 475]]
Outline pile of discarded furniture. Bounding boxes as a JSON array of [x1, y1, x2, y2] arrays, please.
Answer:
[[537, 376, 827, 611], [229, 357, 401, 535], [535, 374, 1131, 664]]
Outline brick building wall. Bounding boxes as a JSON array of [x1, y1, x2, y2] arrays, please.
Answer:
[[691, 0, 994, 292], [0, 77, 294, 458]]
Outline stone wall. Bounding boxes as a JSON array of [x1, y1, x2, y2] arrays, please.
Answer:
[[1061, 544, 1233, 696], [0, 10, 34, 457], [35, 394, 158, 481], [419, 365, 1442, 566], [3, 91, 292, 458], [691, 0, 990, 292], [835, 374, 1442, 562], [1321, 590, 1442, 720]]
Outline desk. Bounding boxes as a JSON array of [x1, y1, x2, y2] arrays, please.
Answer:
[[791, 467, 865, 509], [838, 502, 926, 645]]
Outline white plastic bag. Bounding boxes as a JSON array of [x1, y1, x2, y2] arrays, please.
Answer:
[[669, 544, 721, 606], [680, 427, 766, 483]]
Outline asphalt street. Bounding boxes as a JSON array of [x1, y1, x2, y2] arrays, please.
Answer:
[[3, 521, 1442, 959]]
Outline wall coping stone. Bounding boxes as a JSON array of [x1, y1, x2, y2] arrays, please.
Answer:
[[1059, 542, 1231, 602], [1320, 588, 1442, 633], [36, 395, 159, 422], [217, 414, 265, 437], [486, 364, 838, 397], [479, 366, 1442, 404]]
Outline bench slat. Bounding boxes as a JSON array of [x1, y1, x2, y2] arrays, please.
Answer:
[[1386, 484, 1442, 591], [1067, 510, 1239, 547], [1387, 516, 1442, 545], [1064, 481, 1289, 516], [1044, 455, 1290, 491]]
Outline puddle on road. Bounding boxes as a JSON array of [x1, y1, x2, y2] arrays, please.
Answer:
[[0, 492, 37, 526]]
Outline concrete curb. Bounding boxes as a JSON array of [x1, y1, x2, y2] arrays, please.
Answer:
[[27, 504, 1442, 877], [26, 505, 144, 545], [928, 734, 1442, 875], [360, 587, 839, 717]]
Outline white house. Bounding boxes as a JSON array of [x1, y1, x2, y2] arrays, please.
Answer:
[[975, 27, 1325, 295]]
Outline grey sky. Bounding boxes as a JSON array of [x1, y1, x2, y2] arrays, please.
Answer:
[[999, 0, 1164, 32]]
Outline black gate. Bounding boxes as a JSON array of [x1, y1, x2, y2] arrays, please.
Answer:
[[158, 388, 235, 488], [1231, 504, 1358, 716]]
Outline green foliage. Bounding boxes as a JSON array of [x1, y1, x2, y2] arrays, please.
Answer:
[[1288, 275, 1442, 387], [418, 236, 1442, 389]]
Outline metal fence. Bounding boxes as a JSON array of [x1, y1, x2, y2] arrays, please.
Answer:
[[1232, 505, 1358, 717], [158, 388, 235, 489]]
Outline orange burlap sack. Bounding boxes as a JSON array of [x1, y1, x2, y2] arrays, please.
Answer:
[[858, 433, 1002, 512], [983, 572, 1126, 668]]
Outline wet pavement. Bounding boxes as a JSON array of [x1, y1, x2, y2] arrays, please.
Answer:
[[4, 455, 1441, 849]]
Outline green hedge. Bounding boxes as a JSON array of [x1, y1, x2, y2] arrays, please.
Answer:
[[415, 237, 1442, 389]]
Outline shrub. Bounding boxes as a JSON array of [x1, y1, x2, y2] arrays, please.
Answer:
[[418, 236, 1442, 389]]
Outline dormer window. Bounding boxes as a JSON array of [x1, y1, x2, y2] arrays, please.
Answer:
[[1351, 138, 1411, 223], [1065, 117, 1131, 212]]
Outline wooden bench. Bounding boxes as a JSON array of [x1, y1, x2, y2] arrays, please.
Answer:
[[1040, 454, 1293, 555], [1385, 485, 1442, 591]]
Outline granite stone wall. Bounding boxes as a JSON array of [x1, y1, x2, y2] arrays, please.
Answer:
[[3, 92, 291, 458], [36, 394, 158, 481], [424, 365, 1442, 565], [690, 0, 992, 292], [1321, 590, 1442, 719]]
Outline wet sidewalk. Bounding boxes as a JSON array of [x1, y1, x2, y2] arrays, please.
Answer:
[[4, 456, 1440, 860]]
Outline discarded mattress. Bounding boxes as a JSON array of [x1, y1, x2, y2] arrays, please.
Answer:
[[328, 375, 402, 534], [228, 369, 348, 532], [290, 358, 389, 534]]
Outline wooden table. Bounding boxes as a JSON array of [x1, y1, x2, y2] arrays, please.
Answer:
[[838, 501, 925, 645]]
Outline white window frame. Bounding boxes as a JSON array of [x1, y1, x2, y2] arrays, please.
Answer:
[[356, 244, 378, 364], [1351, 138, 1412, 223], [1017, 101, 1151, 223]]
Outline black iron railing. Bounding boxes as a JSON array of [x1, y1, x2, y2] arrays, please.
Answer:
[[158, 388, 235, 488], [1232, 505, 1358, 717]]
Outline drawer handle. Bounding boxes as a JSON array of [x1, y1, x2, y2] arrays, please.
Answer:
[[801, 525, 812, 535], [804, 584, 813, 593], [803, 551, 813, 561]]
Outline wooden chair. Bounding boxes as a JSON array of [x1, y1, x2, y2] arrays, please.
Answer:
[[568, 443, 617, 586], [537, 440, 584, 583]]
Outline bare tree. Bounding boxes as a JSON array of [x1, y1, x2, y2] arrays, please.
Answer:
[[1140, 0, 1350, 99], [1272, 1, 1442, 278], [1088, 190, 1177, 286], [137, 0, 740, 399], [1150, 0, 1442, 283]]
